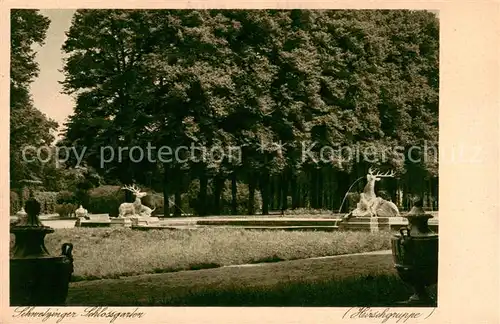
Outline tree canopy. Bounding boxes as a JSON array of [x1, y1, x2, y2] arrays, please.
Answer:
[[54, 9, 438, 214]]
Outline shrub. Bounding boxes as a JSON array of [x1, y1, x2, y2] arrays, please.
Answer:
[[10, 191, 20, 215], [33, 191, 58, 215], [55, 203, 78, 218], [57, 190, 76, 204], [87, 185, 125, 216]]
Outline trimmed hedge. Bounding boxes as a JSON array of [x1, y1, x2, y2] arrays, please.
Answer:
[[11, 190, 58, 215], [57, 190, 77, 204], [87, 185, 125, 217], [55, 203, 78, 218], [33, 191, 58, 215]]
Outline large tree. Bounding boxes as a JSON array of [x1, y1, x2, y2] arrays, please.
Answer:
[[61, 9, 439, 215], [10, 9, 57, 188]]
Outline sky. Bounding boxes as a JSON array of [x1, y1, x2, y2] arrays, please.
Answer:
[[29, 9, 439, 139], [30, 9, 76, 137]]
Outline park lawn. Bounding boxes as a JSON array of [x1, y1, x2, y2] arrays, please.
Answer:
[[10, 227, 392, 281], [67, 252, 436, 306]]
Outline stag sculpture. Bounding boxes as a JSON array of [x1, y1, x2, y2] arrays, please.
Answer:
[[350, 167, 400, 218], [118, 185, 155, 218], [138, 203, 156, 217]]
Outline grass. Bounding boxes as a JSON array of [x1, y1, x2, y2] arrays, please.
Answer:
[[149, 275, 418, 307], [10, 227, 392, 281], [66, 253, 436, 306]]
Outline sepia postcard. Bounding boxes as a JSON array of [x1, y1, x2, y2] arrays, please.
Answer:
[[1, 1, 499, 324]]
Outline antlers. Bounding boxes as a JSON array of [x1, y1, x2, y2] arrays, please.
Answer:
[[368, 167, 395, 178], [121, 184, 142, 194]]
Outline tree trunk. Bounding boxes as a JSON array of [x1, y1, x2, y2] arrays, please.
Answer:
[[433, 177, 439, 210], [269, 176, 275, 210], [404, 172, 411, 210], [248, 176, 256, 215], [174, 190, 182, 217], [297, 183, 302, 208], [356, 165, 363, 192], [303, 173, 309, 208], [260, 172, 270, 215], [317, 168, 323, 209], [330, 169, 338, 212], [396, 179, 403, 209], [198, 172, 208, 216], [326, 169, 330, 209], [276, 175, 282, 211], [231, 172, 237, 215], [325, 168, 331, 210], [213, 174, 224, 215], [291, 173, 299, 209], [121, 163, 134, 203], [419, 171, 425, 208], [163, 164, 170, 217], [310, 169, 317, 209], [281, 172, 288, 212], [427, 179, 432, 210]]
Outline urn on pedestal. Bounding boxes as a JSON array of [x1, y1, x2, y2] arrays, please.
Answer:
[[391, 198, 438, 306], [10, 181, 74, 306]]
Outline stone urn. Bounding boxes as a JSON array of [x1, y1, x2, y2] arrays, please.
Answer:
[[10, 197, 74, 306], [11, 208, 27, 226], [75, 205, 88, 218], [391, 198, 438, 306]]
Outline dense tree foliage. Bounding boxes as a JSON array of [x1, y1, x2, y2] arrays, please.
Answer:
[[56, 9, 439, 215]]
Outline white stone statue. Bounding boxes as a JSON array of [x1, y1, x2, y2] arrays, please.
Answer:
[[118, 185, 156, 218], [350, 167, 400, 218]]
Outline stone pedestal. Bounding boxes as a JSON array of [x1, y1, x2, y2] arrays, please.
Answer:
[[75, 214, 111, 227], [10, 195, 74, 306], [75, 205, 88, 218], [369, 217, 378, 233], [130, 216, 160, 226], [110, 217, 132, 228], [339, 216, 391, 232], [391, 199, 438, 306]]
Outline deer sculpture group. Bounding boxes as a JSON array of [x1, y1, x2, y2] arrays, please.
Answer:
[[118, 184, 156, 218], [350, 167, 400, 218]]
